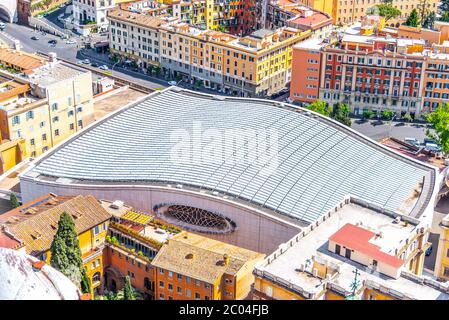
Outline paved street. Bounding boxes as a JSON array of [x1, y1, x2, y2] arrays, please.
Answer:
[[0, 22, 168, 90], [351, 119, 430, 142]]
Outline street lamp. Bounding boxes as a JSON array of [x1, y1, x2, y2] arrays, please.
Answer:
[[388, 114, 397, 138], [111, 60, 120, 76]]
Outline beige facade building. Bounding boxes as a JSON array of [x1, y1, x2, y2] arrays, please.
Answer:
[[108, 8, 311, 97], [0, 49, 94, 159]]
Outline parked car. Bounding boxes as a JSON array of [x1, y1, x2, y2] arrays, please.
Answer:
[[404, 137, 420, 146], [425, 245, 432, 256], [66, 39, 77, 45], [91, 62, 99, 67], [82, 59, 90, 64], [99, 65, 109, 70], [48, 39, 57, 46], [31, 36, 40, 40], [0, 22, 6, 31], [168, 81, 178, 86]]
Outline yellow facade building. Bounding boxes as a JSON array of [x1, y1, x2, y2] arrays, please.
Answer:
[[0, 193, 112, 296], [108, 7, 310, 97], [0, 48, 94, 160]]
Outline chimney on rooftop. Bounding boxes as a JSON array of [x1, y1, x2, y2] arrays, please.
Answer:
[[48, 52, 57, 67], [223, 254, 229, 266]]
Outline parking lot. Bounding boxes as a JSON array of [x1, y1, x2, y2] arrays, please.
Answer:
[[350, 119, 430, 142]]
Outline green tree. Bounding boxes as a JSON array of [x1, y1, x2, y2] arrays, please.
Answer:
[[367, 4, 401, 22], [381, 109, 394, 120], [403, 112, 413, 122], [307, 100, 330, 116], [439, 0, 449, 22], [422, 12, 436, 29], [417, 0, 431, 24], [425, 103, 449, 154], [50, 212, 91, 294], [331, 103, 352, 127], [404, 9, 420, 27], [440, 0, 449, 12], [123, 276, 135, 300], [10, 193, 20, 209], [362, 109, 375, 120]]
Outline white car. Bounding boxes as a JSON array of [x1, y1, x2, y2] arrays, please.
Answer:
[[99, 65, 109, 70], [66, 39, 76, 45], [168, 81, 178, 86], [82, 59, 90, 64]]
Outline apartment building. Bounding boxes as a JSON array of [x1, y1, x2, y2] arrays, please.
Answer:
[[0, 48, 94, 159], [327, 0, 439, 26], [159, 22, 309, 96], [0, 74, 28, 173], [256, 0, 333, 39], [108, 9, 168, 70], [72, 0, 136, 34], [290, 24, 449, 118], [166, 0, 257, 35], [0, 193, 112, 296], [101, 199, 177, 299], [258, 0, 438, 26], [108, 8, 310, 97], [152, 232, 264, 300]]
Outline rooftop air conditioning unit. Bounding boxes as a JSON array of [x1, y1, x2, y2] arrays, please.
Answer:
[[110, 200, 124, 209]]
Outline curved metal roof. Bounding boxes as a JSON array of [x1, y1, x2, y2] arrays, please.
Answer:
[[28, 88, 434, 224]]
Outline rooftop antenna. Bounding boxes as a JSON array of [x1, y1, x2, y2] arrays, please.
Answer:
[[346, 268, 361, 300]]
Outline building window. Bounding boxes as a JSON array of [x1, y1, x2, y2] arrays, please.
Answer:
[[159, 281, 164, 288], [30, 138, 35, 146], [168, 271, 173, 278], [177, 274, 182, 280], [51, 103, 58, 111], [186, 289, 191, 298], [92, 272, 101, 283], [159, 268, 164, 274], [26, 111, 34, 120], [195, 292, 200, 300], [94, 225, 100, 235], [159, 293, 164, 300], [12, 115, 20, 125], [177, 286, 182, 294], [54, 129, 60, 136], [168, 283, 173, 291], [78, 120, 83, 128], [70, 123, 75, 130], [52, 116, 59, 123], [195, 279, 201, 286]]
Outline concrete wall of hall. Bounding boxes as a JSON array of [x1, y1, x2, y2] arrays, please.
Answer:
[[20, 180, 302, 254]]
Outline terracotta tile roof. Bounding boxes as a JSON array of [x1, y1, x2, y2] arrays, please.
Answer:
[[329, 223, 405, 268], [151, 232, 264, 284], [0, 48, 47, 72], [0, 194, 112, 256], [107, 8, 166, 29]]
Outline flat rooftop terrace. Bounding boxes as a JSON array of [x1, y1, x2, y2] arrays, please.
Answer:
[[255, 202, 449, 300]]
